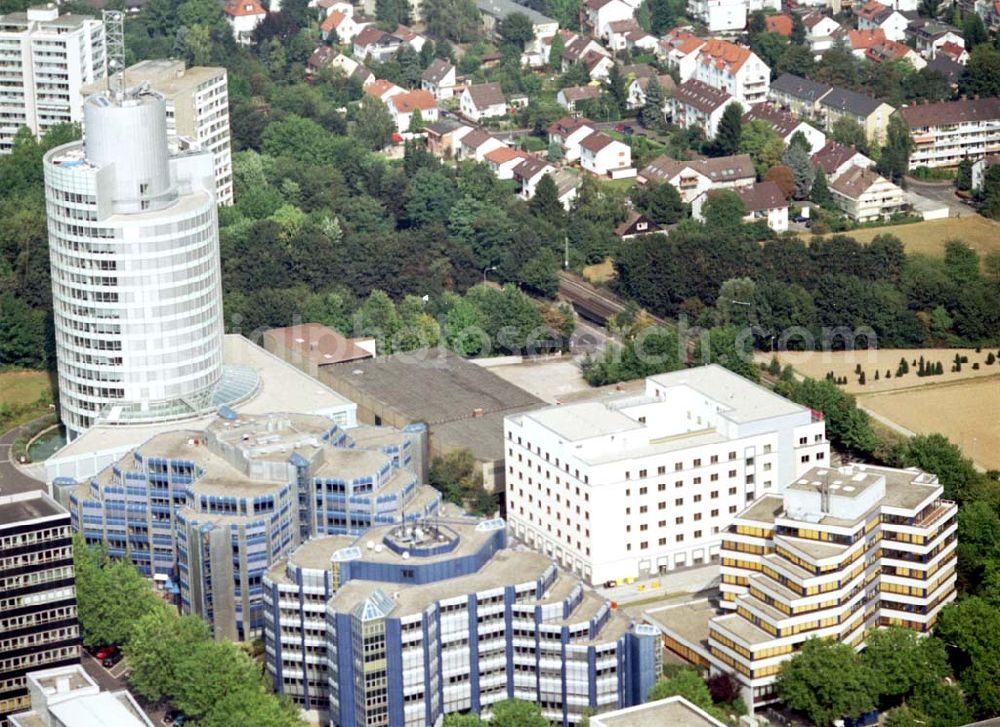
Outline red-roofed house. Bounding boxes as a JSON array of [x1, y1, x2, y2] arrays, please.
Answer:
[[847, 29, 887, 56], [389, 90, 439, 132], [765, 15, 793, 36], [364, 79, 404, 102], [224, 0, 266, 44], [484, 147, 530, 179], [856, 1, 908, 41], [865, 39, 926, 69], [547, 116, 598, 161], [937, 41, 968, 64], [693, 39, 770, 105], [579, 131, 632, 176], [513, 157, 557, 198], [320, 10, 371, 43]]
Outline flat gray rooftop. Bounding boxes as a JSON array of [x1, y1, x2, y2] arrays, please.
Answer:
[[321, 348, 543, 460], [591, 696, 725, 727], [643, 599, 716, 651], [0, 491, 65, 527]]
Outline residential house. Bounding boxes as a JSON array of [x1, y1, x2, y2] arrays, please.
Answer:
[[936, 40, 968, 64], [421, 58, 457, 100], [307, 49, 375, 85], [224, 0, 266, 44], [627, 74, 676, 111], [687, 0, 745, 32], [513, 157, 557, 198], [856, 1, 909, 41], [692, 181, 789, 232], [364, 78, 404, 102], [897, 96, 1000, 168], [692, 39, 771, 106], [866, 39, 927, 69], [557, 84, 601, 112], [389, 89, 439, 132], [829, 165, 906, 221], [846, 28, 887, 57], [765, 14, 793, 35], [477, 0, 558, 61], [818, 86, 895, 145], [605, 18, 642, 51], [548, 116, 598, 160], [562, 35, 609, 71], [392, 25, 426, 53], [926, 55, 964, 88], [971, 154, 1000, 191], [551, 168, 581, 209], [670, 79, 735, 138], [352, 27, 403, 61], [457, 127, 506, 161], [319, 10, 371, 43], [579, 131, 632, 176], [614, 210, 662, 238], [743, 104, 827, 153], [584, 0, 634, 37], [460, 82, 507, 120], [658, 28, 706, 80], [769, 73, 833, 118], [906, 19, 964, 58], [314, 0, 353, 17], [425, 119, 472, 158], [485, 146, 531, 179], [811, 141, 874, 179], [639, 154, 755, 202], [802, 11, 842, 55]]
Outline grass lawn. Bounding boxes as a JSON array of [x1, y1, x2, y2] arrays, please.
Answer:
[[583, 258, 616, 283], [598, 177, 638, 194], [800, 216, 1000, 259], [0, 370, 53, 408]]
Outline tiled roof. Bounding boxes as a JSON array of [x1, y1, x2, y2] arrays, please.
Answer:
[[830, 165, 887, 198], [224, 0, 265, 16], [673, 78, 732, 114], [765, 15, 793, 36], [308, 45, 336, 68], [614, 210, 660, 236], [353, 26, 390, 46], [485, 146, 527, 165], [926, 55, 963, 83], [364, 79, 400, 98], [513, 157, 551, 180], [320, 10, 345, 32], [770, 73, 832, 102], [466, 82, 506, 108], [810, 141, 866, 174], [459, 128, 498, 150], [640, 154, 754, 183], [391, 89, 437, 113], [579, 130, 618, 153], [560, 84, 601, 102], [608, 18, 641, 33], [897, 96, 1000, 129], [547, 116, 594, 136], [697, 38, 753, 74], [636, 74, 676, 93], [857, 0, 892, 21], [743, 104, 805, 137], [421, 58, 454, 84], [734, 181, 787, 211], [865, 39, 913, 63], [847, 28, 886, 50], [938, 41, 966, 60]]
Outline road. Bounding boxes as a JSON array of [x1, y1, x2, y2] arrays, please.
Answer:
[[0, 422, 47, 498], [904, 177, 971, 217]]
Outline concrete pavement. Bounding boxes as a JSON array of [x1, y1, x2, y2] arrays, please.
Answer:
[[0, 423, 47, 497], [905, 177, 970, 217]]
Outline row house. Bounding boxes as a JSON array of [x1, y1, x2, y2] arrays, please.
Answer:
[[818, 86, 895, 146], [477, 0, 558, 64], [743, 104, 827, 154], [692, 39, 770, 106], [639, 153, 755, 203], [897, 96, 1000, 169], [670, 79, 735, 138], [769, 73, 832, 119]]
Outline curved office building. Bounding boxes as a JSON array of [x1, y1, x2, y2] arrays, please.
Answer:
[[43, 89, 229, 439]]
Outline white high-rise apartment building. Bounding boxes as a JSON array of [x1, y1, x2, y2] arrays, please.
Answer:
[[82, 60, 233, 205], [43, 87, 225, 439], [0, 4, 105, 153], [504, 365, 829, 585]]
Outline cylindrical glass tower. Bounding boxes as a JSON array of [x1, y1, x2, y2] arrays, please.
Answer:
[[44, 90, 225, 439]]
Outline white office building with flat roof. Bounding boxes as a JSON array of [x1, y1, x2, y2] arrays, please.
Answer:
[[81, 60, 233, 205], [44, 87, 230, 439], [504, 365, 829, 585], [0, 5, 105, 153], [9, 665, 152, 727]]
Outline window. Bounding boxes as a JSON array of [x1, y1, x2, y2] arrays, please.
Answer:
[[711, 491, 719, 499], [676, 534, 684, 542], [728, 469, 737, 478], [746, 475, 755, 484], [659, 537, 667, 545], [694, 513, 702, 521], [640, 541, 648, 550], [675, 498, 683, 506], [729, 451, 737, 460], [693, 458, 701, 467], [693, 477, 702, 485], [728, 487, 737, 495], [640, 506, 648, 513], [639, 470, 647, 478], [799, 437, 807, 445], [694, 494, 702, 503], [640, 524, 648, 531], [657, 466, 666, 475], [711, 474, 719, 482], [710, 455, 719, 464], [746, 457, 754, 466], [801, 455, 811, 463], [694, 530, 702, 538], [639, 486, 648, 495], [675, 463, 683, 471], [711, 509, 719, 517], [817, 452, 826, 460], [729, 506, 737, 513], [675, 517, 684, 524], [626, 489, 631, 496], [659, 501, 666, 510], [658, 483, 666, 492]]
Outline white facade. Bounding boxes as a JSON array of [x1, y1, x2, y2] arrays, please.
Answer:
[[44, 90, 224, 439], [459, 86, 506, 121], [900, 98, 1000, 169], [688, 0, 746, 32], [0, 5, 105, 153], [579, 132, 631, 176], [505, 365, 829, 585], [10, 665, 153, 727], [586, 0, 634, 37], [224, 1, 267, 44], [83, 60, 233, 205], [693, 40, 771, 106]]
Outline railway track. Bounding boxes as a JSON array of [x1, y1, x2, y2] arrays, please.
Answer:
[[557, 271, 672, 330]]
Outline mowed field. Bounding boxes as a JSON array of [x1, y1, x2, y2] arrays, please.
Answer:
[[861, 379, 1000, 471], [801, 216, 1000, 258], [762, 348, 1000, 395], [0, 370, 53, 408]]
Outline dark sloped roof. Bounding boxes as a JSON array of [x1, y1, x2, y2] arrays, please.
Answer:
[[770, 73, 832, 103], [897, 97, 1000, 130], [673, 79, 732, 114], [819, 86, 885, 117], [743, 104, 805, 137], [734, 181, 787, 211], [421, 58, 454, 84], [810, 141, 866, 174], [466, 82, 506, 108]]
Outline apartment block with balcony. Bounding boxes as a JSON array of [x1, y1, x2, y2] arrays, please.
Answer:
[[829, 165, 906, 223], [0, 492, 80, 724], [897, 96, 1000, 169], [82, 60, 234, 204], [263, 518, 660, 727], [0, 5, 105, 153], [692, 39, 771, 107], [652, 463, 956, 710], [61, 411, 438, 641], [504, 365, 828, 587]]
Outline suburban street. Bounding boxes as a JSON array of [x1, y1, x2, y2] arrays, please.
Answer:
[[0, 423, 46, 498], [905, 176, 972, 217]]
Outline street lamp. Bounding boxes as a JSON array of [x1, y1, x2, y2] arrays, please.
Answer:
[[482, 265, 497, 284]]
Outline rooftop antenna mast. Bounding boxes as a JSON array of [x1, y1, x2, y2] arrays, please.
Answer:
[[103, 10, 126, 101]]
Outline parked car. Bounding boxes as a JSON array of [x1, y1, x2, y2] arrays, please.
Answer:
[[165, 710, 189, 725], [102, 652, 122, 668], [793, 214, 808, 223], [93, 645, 118, 660], [603, 579, 617, 588]]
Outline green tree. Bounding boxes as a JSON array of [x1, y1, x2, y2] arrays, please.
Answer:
[[442, 714, 485, 726], [694, 325, 761, 381], [529, 173, 565, 222], [700, 189, 746, 238], [355, 290, 402, 350], [648, 668, 714, 712], [895, 433, 982, 503], [405, 167, 457, 227], [173, 640, 267, 719], [956, 157, 973, 191], [934, 598, 1000, 716], [774, 377, 880, 454], [776, 638, 875, 727], [421, 0, 481, 41], [490, 699, 548, 727], [884, 705, 934, 727], [740, 119, 785, 177], [607, 64, 628, 113], [632, 180, 684, 225], [353, 95, 397, 151], [126, 611, 212, 703], [715, 102, 744, 156], [963, 11, 989, 48], [408, 108, 426, 132], [548, 31, 565, 69], [782, 141, 813, 199], [811, 167, 834, 209], [907, 681, 973, 727], [0, 294, 46, 368], [830, 116, 868, 152], [860, 626, 949, 703], [980, 163, 1000, 220], [751, 31, 789, 70], [876, 114, 913, 185], [959, 44, 1000, 97], [639, 76, 664, 128], [499, 12, 535, 50]]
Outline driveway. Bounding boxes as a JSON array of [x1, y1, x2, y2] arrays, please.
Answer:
[[0, 423, 47, 497], [905, 177, 971, 217]]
